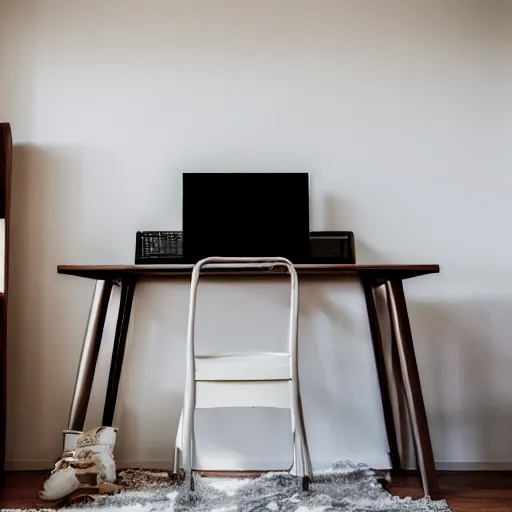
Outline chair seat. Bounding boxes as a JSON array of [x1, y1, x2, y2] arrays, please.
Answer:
[[196, 380, 291, 409], [195, 352, 291, 381]]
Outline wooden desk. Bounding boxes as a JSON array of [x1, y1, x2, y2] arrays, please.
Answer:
[[58, 263, 441, 498]]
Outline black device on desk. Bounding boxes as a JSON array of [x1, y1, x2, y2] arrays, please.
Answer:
[[135, 172, 356, 264], [135, 231, 183, 264], [309, 231, 355, 264], [182, 172, 310, 264], [135, 229, 356, 264]]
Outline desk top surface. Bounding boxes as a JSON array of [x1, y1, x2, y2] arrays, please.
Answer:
[[57, 264, 440, 282]]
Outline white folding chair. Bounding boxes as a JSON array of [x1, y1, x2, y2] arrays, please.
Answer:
[[174, 256, 313, 490]]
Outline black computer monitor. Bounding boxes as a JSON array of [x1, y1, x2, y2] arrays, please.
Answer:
[[182, 172, 310, 263]]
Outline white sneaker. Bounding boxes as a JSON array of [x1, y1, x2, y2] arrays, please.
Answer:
[[62, 429, 82, 451], [39, 426, 118, 501]]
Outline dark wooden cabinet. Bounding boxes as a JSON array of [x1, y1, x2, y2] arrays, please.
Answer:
[[0, 123, 12, 484]]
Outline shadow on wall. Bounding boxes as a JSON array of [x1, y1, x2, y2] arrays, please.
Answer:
[[109, 279, 188, 467], [299, 272, 512, 468], [298, 276, 389, 467], [7, 143, 165, 466], [6, 144, 512, 469], [318, 194, 512, 466], [407, 299, 512, 466], [6, 144, 102, 463]]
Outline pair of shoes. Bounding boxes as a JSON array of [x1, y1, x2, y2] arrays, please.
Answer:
[[38, 426, 118, 501]]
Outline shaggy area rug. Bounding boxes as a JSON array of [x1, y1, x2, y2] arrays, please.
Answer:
[[38, 461, 451, 512]]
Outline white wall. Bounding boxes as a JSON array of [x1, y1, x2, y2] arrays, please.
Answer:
[[1, 0, 511, 471]]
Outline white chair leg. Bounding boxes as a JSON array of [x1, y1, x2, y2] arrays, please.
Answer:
[[174, 409, 183, 474], [289, 396, 313, 485], [173, 446, 181, 474], [182, 379, 196, 488], [182, 263, 200, 489]]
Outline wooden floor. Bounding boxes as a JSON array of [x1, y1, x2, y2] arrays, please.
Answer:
[[387, 471, 512, 511], [0, 470, 511, 510]]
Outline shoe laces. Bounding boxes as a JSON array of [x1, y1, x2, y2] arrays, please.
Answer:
[[50, 449, 93, 474]]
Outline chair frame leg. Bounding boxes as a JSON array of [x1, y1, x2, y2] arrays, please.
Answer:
[[173, 446, 181, 474]]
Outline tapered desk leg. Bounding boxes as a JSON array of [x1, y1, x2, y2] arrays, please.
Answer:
[[362, 279, 402, 472], [385, 279, 440, 499], [102, 278, 136, 427], [68, 280, 113, 431]]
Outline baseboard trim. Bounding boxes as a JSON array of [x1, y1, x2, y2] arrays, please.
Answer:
[[117, 460, 174, 470], [6, 459, 512, 472], [5, 460, 54, 471], [4, 460, 174, 471], [435, 461, 512, 471]]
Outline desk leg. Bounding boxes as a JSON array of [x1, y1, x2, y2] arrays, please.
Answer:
[[102, 278, 136, 426], [385, 279, 440, 499], [362, 279, 402, 472], [68, 280, 113, 432]]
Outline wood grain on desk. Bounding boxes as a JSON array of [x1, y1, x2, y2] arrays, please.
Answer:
[[57, 264, 440, 282]]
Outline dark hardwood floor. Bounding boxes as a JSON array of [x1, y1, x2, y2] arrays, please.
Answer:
[[0, 471, 48, 510], [0, 470, 511, 510], [387, 471, 512, 511]]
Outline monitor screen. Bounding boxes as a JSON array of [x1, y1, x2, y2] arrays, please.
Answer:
[[182, 172, 310, 263]]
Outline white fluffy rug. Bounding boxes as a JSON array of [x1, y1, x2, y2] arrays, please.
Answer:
[[56, 461, 451, 512]]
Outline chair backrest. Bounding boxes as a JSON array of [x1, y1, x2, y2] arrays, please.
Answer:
[[185, 257, 300, 382]]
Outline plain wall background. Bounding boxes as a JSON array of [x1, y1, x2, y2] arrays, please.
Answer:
[[1, 0, 511, 470]]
